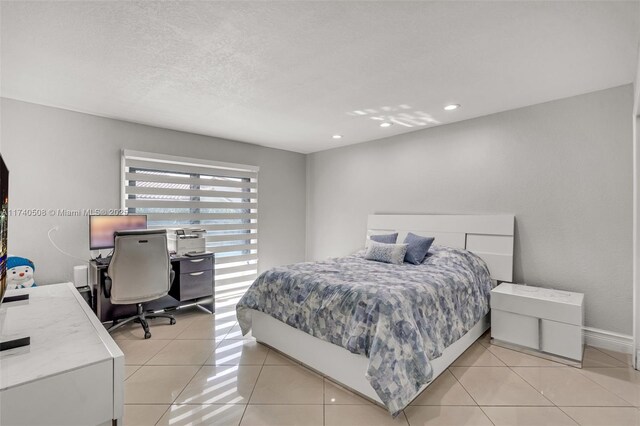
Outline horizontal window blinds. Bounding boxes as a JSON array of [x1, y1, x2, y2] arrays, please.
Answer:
[[122, 150, 259, 307]]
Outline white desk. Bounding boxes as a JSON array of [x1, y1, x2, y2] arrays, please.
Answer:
[[0, 283, 124, 426]]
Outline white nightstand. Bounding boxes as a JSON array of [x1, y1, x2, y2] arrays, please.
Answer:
[[491, 282, 584, 364]]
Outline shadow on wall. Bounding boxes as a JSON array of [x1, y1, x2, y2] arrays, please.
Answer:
[[512, 217, 523, 283]]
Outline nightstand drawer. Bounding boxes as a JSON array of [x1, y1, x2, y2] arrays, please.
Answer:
[[170, 270, 214, 301], [492, 309, 539, 350], [179, 257, 214, 274], [541, 319, 583, 361]]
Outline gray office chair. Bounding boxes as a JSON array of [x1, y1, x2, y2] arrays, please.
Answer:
[[104, 229, 176, 339]]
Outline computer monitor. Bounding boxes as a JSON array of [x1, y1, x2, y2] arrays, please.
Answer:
[[89, 215, 147, 250]]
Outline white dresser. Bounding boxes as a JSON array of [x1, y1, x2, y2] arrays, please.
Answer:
[[0, 283, 124, 426], [491, 283, 584, 362]]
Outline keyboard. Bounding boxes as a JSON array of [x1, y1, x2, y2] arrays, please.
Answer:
[[94, 256, 112, 266]]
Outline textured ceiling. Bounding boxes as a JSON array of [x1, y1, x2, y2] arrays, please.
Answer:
[[1, 1, 639, 153]]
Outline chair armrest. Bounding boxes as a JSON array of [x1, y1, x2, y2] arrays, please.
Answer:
[[103, 272, 112, 299]]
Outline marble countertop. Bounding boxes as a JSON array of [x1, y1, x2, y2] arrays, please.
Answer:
[[0, 283, 121, 391]]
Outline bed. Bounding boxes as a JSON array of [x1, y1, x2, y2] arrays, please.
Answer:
[[236, 214, 514, 416]]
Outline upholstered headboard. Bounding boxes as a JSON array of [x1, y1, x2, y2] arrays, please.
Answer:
[[367, 214, 515, 282]]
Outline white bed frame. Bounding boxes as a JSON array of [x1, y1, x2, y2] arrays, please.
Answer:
[[249, 214, 515, 405]]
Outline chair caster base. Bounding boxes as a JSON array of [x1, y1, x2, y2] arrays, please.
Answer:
[[144, 332, 151, 339], [170, 318, 176, 325]]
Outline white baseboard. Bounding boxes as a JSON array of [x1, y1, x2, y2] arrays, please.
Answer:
[[582, 327, 634, 354]]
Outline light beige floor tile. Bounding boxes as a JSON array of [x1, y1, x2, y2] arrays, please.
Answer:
[[325, 404, 408, 426], [450, 366, 551, 406], [478, 331, 491, 347], [172, 306, 217, 322], [124, 365, 200, 404], [111, 316, 191, 340], [216, 313, 241, 328], [240, 404, 323, 426], [592, 347, 634, 367], [579, 367, 640, 406], [482, 406, 577, 425], [175, 365, 261, 404], [156, 403, 246, 426], [216, 292, 243, 305], [560, 407, 640, 426], [117, 339, 172, 365], [213, 306, 239, 321], [124, 365, 142, 380], [410, 370, 476, 406], [325, 378, 374, 405], [487, 344, 565, 367], [512, 366, 631, 406], [212, 315, 238, 328], [582, 346, 628, 368], [176, 315, 234, 340], [263, 349, 298, 366], [123, 404, 169, 426], [249, 365, 324, 404], [205, 339, 269, 366], [452, 343, 506, 367], [147, 339, 218, 365], [225, 323, 256, 341], [405, 406, 492, 426]]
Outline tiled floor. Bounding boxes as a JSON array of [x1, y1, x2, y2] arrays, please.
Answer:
[[116, 308, 640, 425]]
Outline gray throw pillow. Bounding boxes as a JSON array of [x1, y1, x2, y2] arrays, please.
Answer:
[[370, 233, 398, 244], [365, 240, 408, 265], [403, 232, 435, 264]]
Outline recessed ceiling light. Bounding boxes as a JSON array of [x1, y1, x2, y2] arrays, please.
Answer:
[[379, 122, 392, 128], [444, 104, 460, 111], [332, 134, 342, 139]]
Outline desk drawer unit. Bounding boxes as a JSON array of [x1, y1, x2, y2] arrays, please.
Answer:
[[170, 256, 215, 301], [180, 256, 214, 274], [177, 269, 214, 300], [491, 283, 584, 361]]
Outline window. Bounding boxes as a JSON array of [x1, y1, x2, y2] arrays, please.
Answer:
[[122, 150, 258, 308]]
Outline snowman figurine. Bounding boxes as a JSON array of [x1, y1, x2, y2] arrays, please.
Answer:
[[6, 256, 36, 289]]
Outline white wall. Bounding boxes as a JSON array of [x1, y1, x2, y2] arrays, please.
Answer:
[[2, 86, 634, 336], [633, 42, 640, 366], [635, 113, 639, 365], [0, 98, 307, 284], [307, 85, 633, 335]]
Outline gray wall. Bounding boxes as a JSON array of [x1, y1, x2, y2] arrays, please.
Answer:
[[0, 98, 306, 284], [634, 48, 639, 356], [307, 84, 633, 335], [1, 86, 633, 335], [635, 114, 639, 352]]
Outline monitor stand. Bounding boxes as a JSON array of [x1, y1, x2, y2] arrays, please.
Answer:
[[0, 294, 31, 352]]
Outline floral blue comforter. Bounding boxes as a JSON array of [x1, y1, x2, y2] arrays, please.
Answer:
[[236, 245, 493, 415]]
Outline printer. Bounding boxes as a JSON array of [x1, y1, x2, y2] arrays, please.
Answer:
[[168, 229, 206, 256]]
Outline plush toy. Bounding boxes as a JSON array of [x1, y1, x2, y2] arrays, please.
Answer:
[[6, 256, 36, 289]]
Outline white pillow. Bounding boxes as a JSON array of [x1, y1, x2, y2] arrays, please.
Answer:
[[364, 240, 408, 265]]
